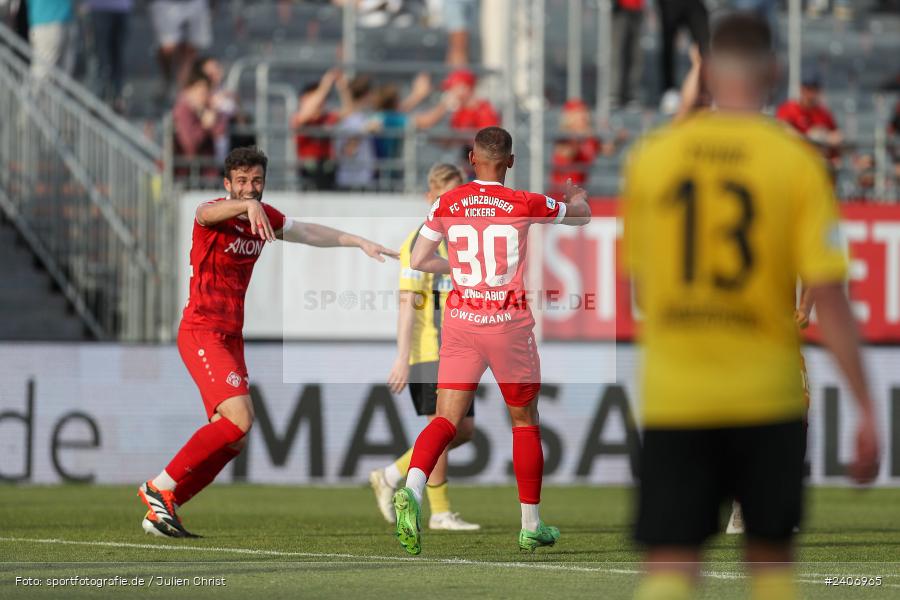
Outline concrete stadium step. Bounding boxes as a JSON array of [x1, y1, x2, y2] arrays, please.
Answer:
[[0, 220, 92, 341]]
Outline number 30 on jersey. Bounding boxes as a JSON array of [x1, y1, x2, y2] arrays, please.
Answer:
[[447, 224, 520, 287]]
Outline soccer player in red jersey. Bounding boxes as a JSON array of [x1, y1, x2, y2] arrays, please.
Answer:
[[390, 127, 592, 554], [137, 146, 398, 538]]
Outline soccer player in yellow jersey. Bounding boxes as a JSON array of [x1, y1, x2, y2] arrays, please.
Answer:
[[369, 164, 479, 531], [621, 13, 880, 600]]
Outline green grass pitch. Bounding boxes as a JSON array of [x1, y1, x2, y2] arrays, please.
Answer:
[[0, 485, 897, 599]]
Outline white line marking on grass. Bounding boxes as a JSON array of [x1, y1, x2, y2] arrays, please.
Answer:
[[0, 537, 897, 587]]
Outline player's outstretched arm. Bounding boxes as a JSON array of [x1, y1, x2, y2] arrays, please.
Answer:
[[409, 235, 450, 274], [278, 221, 399, 262], [559, 179, 592, 226], [387, 291, 416, 394], [197, 199, 276, 241], [808, 282, 880, 484]]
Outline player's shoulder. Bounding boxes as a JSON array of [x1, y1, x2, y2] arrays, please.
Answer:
[[751, 114, 829, 168], [624, 117, 684, 167], [445, 180, 476, 198]]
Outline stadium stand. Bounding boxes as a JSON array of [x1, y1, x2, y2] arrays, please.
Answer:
[[0, 0, 898, 340]]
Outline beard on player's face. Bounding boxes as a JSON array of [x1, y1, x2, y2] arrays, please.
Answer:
[[229, 187, 263, 202]]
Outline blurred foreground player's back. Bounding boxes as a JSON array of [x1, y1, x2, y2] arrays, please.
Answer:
[[621, 12, 880, 600]]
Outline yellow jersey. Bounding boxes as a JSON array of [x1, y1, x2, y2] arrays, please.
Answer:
[[621, 111, 847, 428], [399, 226, 451, 365]]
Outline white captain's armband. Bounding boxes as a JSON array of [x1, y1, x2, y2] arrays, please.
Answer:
[[553, 202, 567, 224], [419, 224, 443, 241]]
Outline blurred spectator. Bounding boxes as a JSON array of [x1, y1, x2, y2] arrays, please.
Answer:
[[194, 56, 245, 163], [550, 99, 625, 192], [429, 68, 501, 171], [5, 0, 29, 41], [776, 71, 843, 163], [656, 0, 709, 108], [150, 0, 212, 99], [674, 44, 708, 121], [730, 0, 777, 40], [889, 100, 900, 183], [443, 68, 499, 130], [335, 0, 415, 28], [86, 0, 132, 112], [424, 0, 477, 66], [372, 73, 434, 186], [27, 0, 74, 80], [334, 74, 378, 189], [290, 69, 345, 190], [610, 0, 644, 109], [172, 71, 217, 178]]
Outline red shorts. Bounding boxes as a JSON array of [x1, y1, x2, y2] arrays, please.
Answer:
[[177, 327, 250, 419], [438, 325, 541, 406]]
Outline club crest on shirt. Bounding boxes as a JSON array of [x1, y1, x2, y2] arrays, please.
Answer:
[[226, 372, 243, 387], [428, 199, 440, 221], [545, 197, 556, 210]]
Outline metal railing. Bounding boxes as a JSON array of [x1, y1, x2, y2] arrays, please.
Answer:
[[0, 24, 173, 341]]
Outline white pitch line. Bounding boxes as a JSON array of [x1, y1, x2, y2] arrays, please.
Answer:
[[0, 537, 897, 588]]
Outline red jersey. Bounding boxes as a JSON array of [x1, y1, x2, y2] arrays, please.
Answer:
[[450, 100, 500, 130], [551, 137, 600, 187], [775, 100, 837, 135], [296, 112, 340, 161], [180, 198, 288, 335], [418, 180, 566, 333]]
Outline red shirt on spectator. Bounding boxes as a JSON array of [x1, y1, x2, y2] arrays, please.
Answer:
[[618, 0, 644, 10], [551, 137, 600, 188], [775, 100, 837, 135], [450, 100, 500, 130], [295, 112, 340, 161], [173, 95, 215, 159]]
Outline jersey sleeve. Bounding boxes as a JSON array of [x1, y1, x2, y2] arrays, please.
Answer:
[[398, 230, 429, 292], [526, 192, 567, 224], [793, 152, 848, 285], [263, 203, 288, 232], [419, 198, 445, 241]]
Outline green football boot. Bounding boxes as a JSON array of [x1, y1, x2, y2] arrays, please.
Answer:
[[518, 521, 560, 552], [392, 487, 422, 555]]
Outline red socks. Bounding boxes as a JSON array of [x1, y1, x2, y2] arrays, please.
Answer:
[[165, 417, 245, 485], [513, 425, 543, 504], [409, 417, 457, 477], [172, 445, 241, 506]]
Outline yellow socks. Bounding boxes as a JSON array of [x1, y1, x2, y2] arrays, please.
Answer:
[[634, 572, 692, 600], [394, 447, 413, 475], [751, 568, 796, 600], [426, 481, 451, 514]]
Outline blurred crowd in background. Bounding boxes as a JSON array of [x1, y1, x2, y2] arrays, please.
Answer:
[[2, 0, 899, 197]]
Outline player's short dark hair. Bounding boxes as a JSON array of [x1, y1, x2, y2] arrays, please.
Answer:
[[474, 127, 513, 161], [711, 12, 773, 59], [224, 146, 268, 180]]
